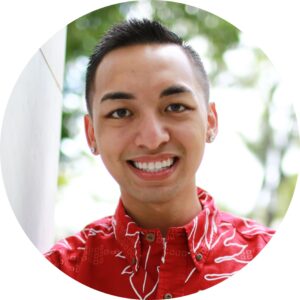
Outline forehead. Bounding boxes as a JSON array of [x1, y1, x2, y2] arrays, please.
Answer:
[[101, 43, 190, 64], [93, 44, 203, 97]]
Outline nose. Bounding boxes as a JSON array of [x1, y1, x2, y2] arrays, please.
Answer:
[[134, 114, 170, 150]]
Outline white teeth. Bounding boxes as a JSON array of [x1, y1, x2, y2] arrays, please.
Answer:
[[155, 162, 162, 169], [149, 162, 155, 171], [132, 158, 175, 172]]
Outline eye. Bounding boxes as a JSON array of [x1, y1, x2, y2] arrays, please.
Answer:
[[166, 103, 187, 113], [108, 108, 132, 119]]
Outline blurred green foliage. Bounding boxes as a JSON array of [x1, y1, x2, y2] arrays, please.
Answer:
[[66, 4, 129, 62], [60, 0, 298, 227]]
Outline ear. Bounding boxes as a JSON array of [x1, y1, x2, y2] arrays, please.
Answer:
[[206, 102, 218, 143], [84, 114, 99, 155]]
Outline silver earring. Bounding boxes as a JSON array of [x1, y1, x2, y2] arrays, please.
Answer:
[[91, 147, 96, 154], [208, 134, 215, 143], [207, 131, 215, 143]]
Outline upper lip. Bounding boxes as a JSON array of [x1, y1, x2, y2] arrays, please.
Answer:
[[126, 153, 178, 163]]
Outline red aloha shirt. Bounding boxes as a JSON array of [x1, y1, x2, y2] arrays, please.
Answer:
[[45, 188, 275, 299]]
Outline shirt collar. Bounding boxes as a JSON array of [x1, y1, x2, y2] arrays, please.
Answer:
[[112, 187, 220, 272]]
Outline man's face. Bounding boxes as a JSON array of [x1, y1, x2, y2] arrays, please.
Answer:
[[85, 44, 217, 204]]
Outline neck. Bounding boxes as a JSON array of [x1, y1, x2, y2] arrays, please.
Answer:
[[121, 186, 202, 237]]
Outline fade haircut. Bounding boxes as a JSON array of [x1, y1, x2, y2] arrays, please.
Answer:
[[85, 18, 209, 115]]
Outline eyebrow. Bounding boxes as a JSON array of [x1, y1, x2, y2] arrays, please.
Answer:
[[100, 91, 135, 102], [159, 85, 192, 98], [100, 84, 192, 103]]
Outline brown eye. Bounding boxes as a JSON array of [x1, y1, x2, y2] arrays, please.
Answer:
[[109, 108, 132, 119], [166, 103, 187, 113]]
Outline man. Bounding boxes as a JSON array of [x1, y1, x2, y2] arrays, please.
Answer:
[[45, 19, 275, 299]]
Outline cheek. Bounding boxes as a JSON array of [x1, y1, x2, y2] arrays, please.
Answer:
[[175, 121, 206, 163], [95, 125, 132, 160], [175, 119, 206, 145]]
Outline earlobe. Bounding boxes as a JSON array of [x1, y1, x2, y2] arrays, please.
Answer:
[[84, 114, 99, 155]]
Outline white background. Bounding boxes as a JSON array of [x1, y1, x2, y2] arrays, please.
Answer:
[[0, 0, 299, 299]]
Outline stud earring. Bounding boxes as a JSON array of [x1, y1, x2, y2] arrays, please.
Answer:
[[208, 134, 215, 143], [91, 147, 96, 154], [207, 131, 215, 143]]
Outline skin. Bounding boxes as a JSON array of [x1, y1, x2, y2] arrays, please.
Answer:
[[85, 44, 218, 236]]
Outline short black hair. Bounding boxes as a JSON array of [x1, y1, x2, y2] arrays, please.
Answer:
[[85, 18, 209, 115]]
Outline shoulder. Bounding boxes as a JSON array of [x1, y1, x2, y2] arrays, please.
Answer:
[[44, 215, 115, 272], [218, 211, 275, 245]]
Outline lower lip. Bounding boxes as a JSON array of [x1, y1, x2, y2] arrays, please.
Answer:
[[127, 159, 179, 181]]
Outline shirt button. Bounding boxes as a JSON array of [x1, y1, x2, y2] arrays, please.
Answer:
[[131, 258, 137, 265], [145, 232, 155, 243], [163, 293, 173, 299], [195, 253, 203, 261]]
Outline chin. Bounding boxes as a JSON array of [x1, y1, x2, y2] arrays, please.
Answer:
[[125, 184, 182, 204]]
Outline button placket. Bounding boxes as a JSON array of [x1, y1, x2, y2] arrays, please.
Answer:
[[131, 257, 137, 265], [163, 293, 173, 299], [145, 232, 156, 243]]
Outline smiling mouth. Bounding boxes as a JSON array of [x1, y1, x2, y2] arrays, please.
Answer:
[[128, 157, 179, 173]]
